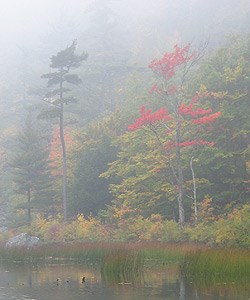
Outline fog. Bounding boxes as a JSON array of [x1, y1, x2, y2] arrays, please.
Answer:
[[0, 0, 248, 135], [1, 0, 249, 63]]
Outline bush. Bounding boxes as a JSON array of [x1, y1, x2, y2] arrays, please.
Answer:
[[13, 204, 250, 247]]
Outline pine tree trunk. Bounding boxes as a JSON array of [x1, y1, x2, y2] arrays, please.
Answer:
[[60, 104, 67, 221], [59, 72, 67, 221]]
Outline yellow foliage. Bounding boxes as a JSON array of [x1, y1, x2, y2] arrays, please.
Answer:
[[29, 213, 109, 242], [223, 57, 244, 82], [20, 204, 250, 246], [197, 196, 216, 223]]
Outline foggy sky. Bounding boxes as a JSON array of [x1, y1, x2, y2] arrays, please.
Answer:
[[0, 0, 249, 85], [1, 0, 249, 48]]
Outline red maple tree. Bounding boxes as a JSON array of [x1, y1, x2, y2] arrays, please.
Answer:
[[128, 44, 222, 227], [128, 91, 221, 150]]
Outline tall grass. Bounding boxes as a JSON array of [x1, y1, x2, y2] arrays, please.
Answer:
[[0, 242, 249, 283], [0, 242, 192, 263], [0, 241, 190, 281], [182, 248, 250, 282], [0, 242, 115, 264], [101, 247, 144, 283]]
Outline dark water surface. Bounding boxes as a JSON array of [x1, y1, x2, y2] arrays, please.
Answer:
[[0, 262, 248, 300]]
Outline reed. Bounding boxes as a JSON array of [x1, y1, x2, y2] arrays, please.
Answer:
[[182, 248, 250, 282], [141, 242, 200, 266], [0, 242, 109, 263], [0, 242, 190, 267], [101, 247, 144, 283], [1, 242, 248, 283]]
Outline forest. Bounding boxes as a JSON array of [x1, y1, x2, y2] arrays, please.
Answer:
[[0, 0, 249, 247]]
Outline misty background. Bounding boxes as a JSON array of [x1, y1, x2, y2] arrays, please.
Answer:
[[0, 0, 249, 226], [0, 0, 249, 121]]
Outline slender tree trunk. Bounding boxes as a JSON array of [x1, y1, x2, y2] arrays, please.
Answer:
[[175, 104, 185, 228], [179, 275, 186, 300], [60, 104, 67, 221], [59, 72, 67, 221], [176, 145, 185, 228], [27, 187, 31, 224], [190, 156, 197, 224]]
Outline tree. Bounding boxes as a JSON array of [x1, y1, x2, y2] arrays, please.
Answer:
[[70, 137, 116, 217], [40, 40, 88, 220], [69, 112, 122, 217], [101, 128, 177, 220], [128, 44, 221, 228], [11, 112, 55, 224], [189, 35, 250, 211]]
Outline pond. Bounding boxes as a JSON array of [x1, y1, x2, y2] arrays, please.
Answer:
[[0, 262, 248, 300]]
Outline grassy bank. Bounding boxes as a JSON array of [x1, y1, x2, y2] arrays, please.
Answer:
[[0, 242, 249, 283], [0, 242, 189, 264]]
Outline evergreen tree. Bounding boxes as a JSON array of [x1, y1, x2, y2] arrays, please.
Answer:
[[11, 112, 55, 224], [69, 112, 121, 217], [40, 40, 88, 220], [70, 138, 116, 217]]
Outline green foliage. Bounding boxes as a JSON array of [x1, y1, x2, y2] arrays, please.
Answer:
[[68, 112, 124, 217], [213, 204, 250, 247], [101, 129, 177, 219], [191, 35, 250, 210], [184, 203, 250, 247], [50, 40, 88, 70], [40, 40, 88, 116], [69, 137, 117, 216], [11, 113, 56, 223]]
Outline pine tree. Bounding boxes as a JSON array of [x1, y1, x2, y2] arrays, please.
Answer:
[[11, 112, 55, 224], [40, 40, 88, 220]]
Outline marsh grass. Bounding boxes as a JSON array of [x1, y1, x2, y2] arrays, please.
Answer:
[[0, 242, 249, 283], [101, 247, 144, 283], [0, 242, 112, 264], [182, 248, 250, 282], [0, 242, 190, 263]]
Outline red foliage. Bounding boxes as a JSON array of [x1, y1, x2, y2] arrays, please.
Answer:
[[149, 44, 193, 79], [168, 85, 177, 95], [128, 100, 220, 148], [129, 43, 222, 151], [178, 140, 215, 147], [128, 106, 172, 131], [149, 84, 159, 94], [178, 102, 213, 117], [192, 112, 221, 125], [165, 141, 175, 150]]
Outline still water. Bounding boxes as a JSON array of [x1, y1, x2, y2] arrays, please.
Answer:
[[0, 262, 248, 300]]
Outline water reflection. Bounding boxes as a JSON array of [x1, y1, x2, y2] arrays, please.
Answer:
[[0, 262, 248, 300]]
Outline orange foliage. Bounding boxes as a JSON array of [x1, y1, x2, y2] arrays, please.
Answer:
[[49, 126, 75, 176]]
